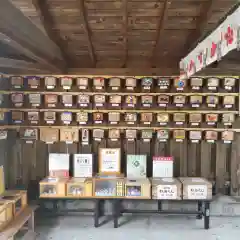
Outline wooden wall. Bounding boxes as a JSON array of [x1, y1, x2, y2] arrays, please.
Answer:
[[3, 130, 240, 197]]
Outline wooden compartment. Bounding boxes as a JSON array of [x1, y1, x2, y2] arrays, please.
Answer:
[[179, 177, 212, 200], [66, 178, 93, 198], [39, 177, 68, 198], [124, 178, 151, 199], [93, 175, 124, 198], [151, 178, 182, 200], [0, 200, 13, 231], [0, 190, 27, 217]]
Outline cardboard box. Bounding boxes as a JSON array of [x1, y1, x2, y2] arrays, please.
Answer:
[[66, 178, 93, 197], [151, 178, 182, 200], [0, 200, 14, 231], [179, 177, 212, 200], [124, 178, 151, 199], [39, 177, 68, 197]]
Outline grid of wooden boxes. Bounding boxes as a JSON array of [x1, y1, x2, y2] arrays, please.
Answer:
[[0, 166, 28, 231], [39, 149, 212, 200]]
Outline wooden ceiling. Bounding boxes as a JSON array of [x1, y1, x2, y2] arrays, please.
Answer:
[[0, 0, 238, 74]]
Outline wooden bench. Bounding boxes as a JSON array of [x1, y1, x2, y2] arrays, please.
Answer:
[[0, 205, 38, 240]]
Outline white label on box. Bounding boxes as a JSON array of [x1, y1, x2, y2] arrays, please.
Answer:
[[96, 103, 103, 107], [143, 122, 150, 125], [127, 104, 134, 107], [80, 104, 88, 107], [224, 123, 232, 126], [79, 122, 86, 125], [26, 140, 33, 144], [143, 139, 150, 142], [127, 138, 134, 141], [159, 122, 167, 126], [160, 86, 167, 89], [94, 138, 101, 141], [112, 87, 119, 90], [30, 121, 38, 124], [157, 185, 177, 199], [63, 121, 71, 125], [48, 104, 55, 108], [176, 139, 183, 142], [111, 104, 119, 107], [208, 86, 216, 90], [225, 104, 232, 108], [192, 104, 199, 108], [143, 104, 150, 107], [127, 122, 134, 124], [95, 121, 102, 124], [110, 138, 118, 141], [47, 86, 54, 89], [32, 104, 40, 107], [143, 86, 150, 90], [46, 121, 54, 124], [79, 86, 86, 90], [176, 104, 183, 107], [110, 121, 117, 124], [192, 86, 200, 90], [191, 122, 199, 126], [159, 139, 167, 142], [207, 140, 215, 143], [82, 141, 88, 145], [208, 104, 216, 107], [224, 140, 231, 144], [207, 122, 215, 125], [159, 103, 166, 107], [191, 140, 199, 143], [74, 154, 92, 177], [176, 122, 183, 125], [187, 185, 207, 199], [225, 86, 232, 90], [64, 104, 72, 107], [126, 86, 134, 90], [14, 86, 21, 89], [176, 87, 183, 91], [66, 141, 73, 144], [96, 86, 102, 90], [63, 86, 70, 90]]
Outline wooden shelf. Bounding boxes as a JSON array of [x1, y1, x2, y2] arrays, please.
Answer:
[[0, 91, 238, 96], [1, 125, 239, 132], [0, 108, 238, 114]]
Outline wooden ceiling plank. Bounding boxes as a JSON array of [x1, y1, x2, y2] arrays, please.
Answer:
[[0, 57, 52, 74], [151, 0, 171, 67], [184, 0, 215, 52], [78, 0, 96, 67], [32, 0, 69, 70], [122, 0, 128, 67], [0, 0, 65, 72], [0, 32, 60, 73]]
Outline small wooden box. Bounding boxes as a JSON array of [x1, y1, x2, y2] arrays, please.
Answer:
[[151, 178, 182, 200], [124, 178, 151, 199], [66, 178, 93, 197], [0, 190, 27, 217], [39, 177, 67, 198], [0, 200, 13, 231], [93, 175, 124, 198], [179, 177, 212, 200]]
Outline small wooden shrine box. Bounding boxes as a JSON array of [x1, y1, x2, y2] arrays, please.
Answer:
[[0, 190, 27, 217], [179, 177, 212, 200], [124, 178, 151, 199], [0, 200, 14, 231], [66, 178, 93, 197], [151, 178, 182, 200], [93, 175, 125, 198], [39, 177, 68, 198]]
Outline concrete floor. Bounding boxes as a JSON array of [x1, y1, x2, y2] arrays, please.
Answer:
[[33, 215, 240, 240]]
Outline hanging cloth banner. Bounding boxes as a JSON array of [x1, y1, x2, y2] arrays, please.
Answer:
[[179, 6, 240, 78]]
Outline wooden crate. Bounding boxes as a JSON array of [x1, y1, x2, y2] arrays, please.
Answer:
[[93, 175, 125, 198], [179, 177, 212, 200], [66, 178, 93, 197], [39, 177, 68, 198], [151, 178, 182, 200], [0, 200, 13, 231], [124, 178, 151, 199], [0, 190, 27, 217]]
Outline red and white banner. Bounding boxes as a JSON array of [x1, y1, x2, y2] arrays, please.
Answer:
[[179, 6, 240, 78]]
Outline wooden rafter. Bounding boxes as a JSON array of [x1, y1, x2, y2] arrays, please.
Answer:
[[151, 0, 171, 67], [0, 57, 52, 73], [0, 32, 60, 73], [122, 0, 128, 67], [78, 0, 96, 67], [32, 0, 68, 69], [184, 0, 215, 52], [0, 0, 65, 72]]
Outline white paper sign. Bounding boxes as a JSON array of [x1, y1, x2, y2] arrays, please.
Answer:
[[73, 154, 93, 177], [153, 156, 173, 178], [99, 148, 120, 173], [187, 185, 207, 199], [48, 153, 70, 177], [157, 185, 177, 199], [127, 155, 146, 178]]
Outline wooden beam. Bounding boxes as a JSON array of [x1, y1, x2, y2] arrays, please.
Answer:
[[151, 0, 171, 67], [32, 0, 68, 69], [184, 0, 215, 52], [0, 57, 52, 74], [122, 0, 128, 67], [0, 0, 65, 72], [78, 0, 96, 67], [68, 68, 179, 76], [0, 32, 61, 73]]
